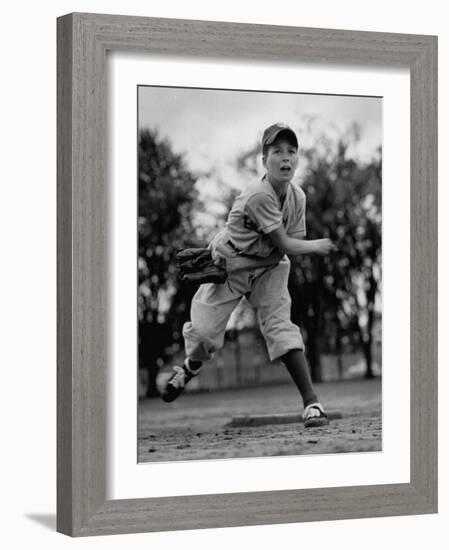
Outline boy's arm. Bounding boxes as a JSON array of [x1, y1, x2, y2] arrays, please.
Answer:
[[224, 227, 335, 274], [268, 225, 336, 256]]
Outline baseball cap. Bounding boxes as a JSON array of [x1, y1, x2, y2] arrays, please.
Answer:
[[262, 123, 298, 149]]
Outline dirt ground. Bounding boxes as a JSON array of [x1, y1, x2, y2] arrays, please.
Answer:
[[138, 378, 382, 462]]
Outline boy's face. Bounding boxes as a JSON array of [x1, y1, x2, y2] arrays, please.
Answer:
[[262, 136, 299, 185]]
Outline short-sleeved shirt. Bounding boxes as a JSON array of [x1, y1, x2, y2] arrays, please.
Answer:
[[225, 175, 306, 257]]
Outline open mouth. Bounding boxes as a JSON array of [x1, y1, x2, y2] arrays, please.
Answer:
[[280, 166, 291, 173]]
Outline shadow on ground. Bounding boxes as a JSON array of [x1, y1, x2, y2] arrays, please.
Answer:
[[25, 514, 56, 531]]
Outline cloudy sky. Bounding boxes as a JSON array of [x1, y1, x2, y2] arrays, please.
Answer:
[[138, 85, 382, 177]]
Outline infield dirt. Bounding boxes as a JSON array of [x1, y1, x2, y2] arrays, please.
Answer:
[[138, 378, 382, 462]]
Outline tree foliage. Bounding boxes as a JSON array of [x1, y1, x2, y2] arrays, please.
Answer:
[[138, 129, 199, 396]]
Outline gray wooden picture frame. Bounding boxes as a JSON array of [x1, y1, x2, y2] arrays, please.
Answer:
[[57, 12, 438, 537]]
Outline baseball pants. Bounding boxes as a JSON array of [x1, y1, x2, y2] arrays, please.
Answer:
[[183, 236, 304, 362]]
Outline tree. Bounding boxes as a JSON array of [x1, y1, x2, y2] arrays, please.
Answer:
[[138, 129, 200, 396]]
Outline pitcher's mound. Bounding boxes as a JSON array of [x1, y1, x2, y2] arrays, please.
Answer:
[[226, 410, 343, 428]]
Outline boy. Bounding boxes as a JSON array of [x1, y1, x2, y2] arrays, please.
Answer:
[[162, 123, 335, 428]]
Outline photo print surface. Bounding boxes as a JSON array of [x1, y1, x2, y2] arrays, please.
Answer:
[[137, 85, 382, 463]]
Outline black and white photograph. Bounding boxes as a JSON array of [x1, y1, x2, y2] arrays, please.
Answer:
[[137, 85, 382, 463]]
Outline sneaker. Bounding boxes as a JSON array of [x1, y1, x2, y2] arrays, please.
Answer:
[[303, 402, 329, 428], [161, 362, 200, 403]]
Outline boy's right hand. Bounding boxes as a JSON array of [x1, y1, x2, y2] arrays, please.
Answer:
[[313, 239, 337, 255]]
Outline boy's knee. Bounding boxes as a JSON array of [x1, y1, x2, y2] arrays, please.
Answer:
[[258, 317, 304, 362], [194, 325, 218, 342], [183, 321, 223, 349]]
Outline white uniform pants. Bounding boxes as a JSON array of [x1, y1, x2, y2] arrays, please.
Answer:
[[182, 232, 304, 362]]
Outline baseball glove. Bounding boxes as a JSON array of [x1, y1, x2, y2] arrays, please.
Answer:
[[176, 248, 228, 285]]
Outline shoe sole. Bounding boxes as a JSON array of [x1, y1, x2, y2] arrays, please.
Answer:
[[304, 417, 329, 428], [161, 389, 182, 403]]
